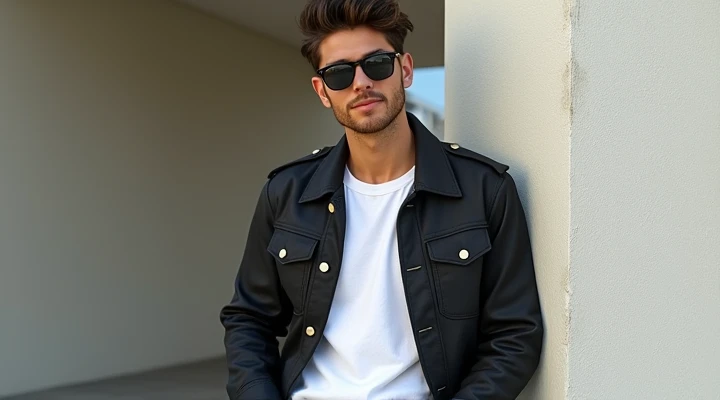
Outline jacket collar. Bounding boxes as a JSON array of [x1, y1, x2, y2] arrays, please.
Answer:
[[299, 112, 462, 203]]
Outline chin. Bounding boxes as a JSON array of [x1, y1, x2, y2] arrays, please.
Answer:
[[351, 116, 394, 134]]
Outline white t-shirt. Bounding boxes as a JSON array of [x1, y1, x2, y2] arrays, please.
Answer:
[[291, 165, 430, 400]]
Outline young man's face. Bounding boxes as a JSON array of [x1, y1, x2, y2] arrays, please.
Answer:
[[312, 26, 414, 134]]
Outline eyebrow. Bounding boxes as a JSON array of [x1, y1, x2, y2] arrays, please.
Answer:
[[323, 49, 387, 68]]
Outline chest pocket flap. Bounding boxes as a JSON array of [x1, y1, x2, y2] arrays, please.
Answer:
[[427, 226, 492, 266], [426, 226, 492, 318], [267, 228, 318, 264], [266, 228, 319, 315]]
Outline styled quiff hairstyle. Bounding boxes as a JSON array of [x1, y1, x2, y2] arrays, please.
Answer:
[[298, 0, 414, 70]]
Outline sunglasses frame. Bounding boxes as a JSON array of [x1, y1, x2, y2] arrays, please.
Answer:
[[316, 51, 402, 91]]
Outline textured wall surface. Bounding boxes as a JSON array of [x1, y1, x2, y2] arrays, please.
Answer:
[[447, 0, 719, 398], [568, 0, 720, 398]]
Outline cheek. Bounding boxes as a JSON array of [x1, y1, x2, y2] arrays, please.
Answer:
[[377, 80, 402, 97], [329, 93, 352, 109]]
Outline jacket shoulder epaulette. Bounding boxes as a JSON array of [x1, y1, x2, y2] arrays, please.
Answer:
[[267, 146, 333, 179], [441, 142, 509, 175]]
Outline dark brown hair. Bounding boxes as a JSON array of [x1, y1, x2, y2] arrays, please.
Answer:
[[298, 0, 414, 70]]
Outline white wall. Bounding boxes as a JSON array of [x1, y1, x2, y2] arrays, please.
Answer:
[[447, 0, 720, 399], [445, 1, 571, 399], [0, 0, 339, 396], [568, 0, 720, 398]]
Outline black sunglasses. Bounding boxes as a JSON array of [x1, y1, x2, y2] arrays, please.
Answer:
[[317, 51, 401, 91]]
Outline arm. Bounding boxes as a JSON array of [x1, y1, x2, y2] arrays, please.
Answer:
[[453, 173, 544, 400], [220, 181, 291, 400]]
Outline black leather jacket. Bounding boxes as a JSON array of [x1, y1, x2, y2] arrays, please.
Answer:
[[220, 112, 543, 400]]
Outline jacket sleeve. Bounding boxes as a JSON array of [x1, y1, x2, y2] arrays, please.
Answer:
[[453, 173, 544, 400], [220, 180, 291, 400]]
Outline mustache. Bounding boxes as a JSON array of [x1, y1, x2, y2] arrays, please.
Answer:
[[348, 92, 387, 108]]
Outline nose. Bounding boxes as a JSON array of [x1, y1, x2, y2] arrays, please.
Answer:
[[352, 65, 373, 92]]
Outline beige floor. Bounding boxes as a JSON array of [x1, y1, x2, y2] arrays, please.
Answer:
[[3, 357, 227, 400]]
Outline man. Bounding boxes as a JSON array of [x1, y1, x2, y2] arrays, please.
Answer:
[[220, 0, 543, 399]]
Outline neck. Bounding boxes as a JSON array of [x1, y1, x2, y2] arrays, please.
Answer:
[[345, 111, 415, 184]]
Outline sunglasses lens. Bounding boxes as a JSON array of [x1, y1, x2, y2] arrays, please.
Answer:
[[320, 53, 397, 90], [363, 54, 395, 81], [323, 64, 354, 90]]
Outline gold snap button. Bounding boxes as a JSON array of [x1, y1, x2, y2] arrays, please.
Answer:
[[450, 143, 460, 150], [279, 249, 287, 259], [319, 262, 330, 273], [306, 326, 316, 337], [328, 203, 335, 213], [459, 249, 469, 260], [312, 149, 320, 155]]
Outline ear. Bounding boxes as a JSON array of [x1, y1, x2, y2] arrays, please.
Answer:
[[312, 76, 332, 108], [400, 52, 415, 89]]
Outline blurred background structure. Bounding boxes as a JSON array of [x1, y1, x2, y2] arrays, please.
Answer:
[[406, 67, 445, 140]]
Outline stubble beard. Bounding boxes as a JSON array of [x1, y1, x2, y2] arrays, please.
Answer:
[[328, 79, 405, 135]]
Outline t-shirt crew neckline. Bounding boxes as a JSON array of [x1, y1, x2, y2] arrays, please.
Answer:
[[343, 165, 416, 196]]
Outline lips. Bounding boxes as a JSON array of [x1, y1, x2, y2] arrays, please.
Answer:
[[352, 98, 382, 108]]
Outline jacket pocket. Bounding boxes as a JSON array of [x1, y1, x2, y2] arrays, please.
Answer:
[[426, 226, 492, 319], [267, 227, 319, 315]]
